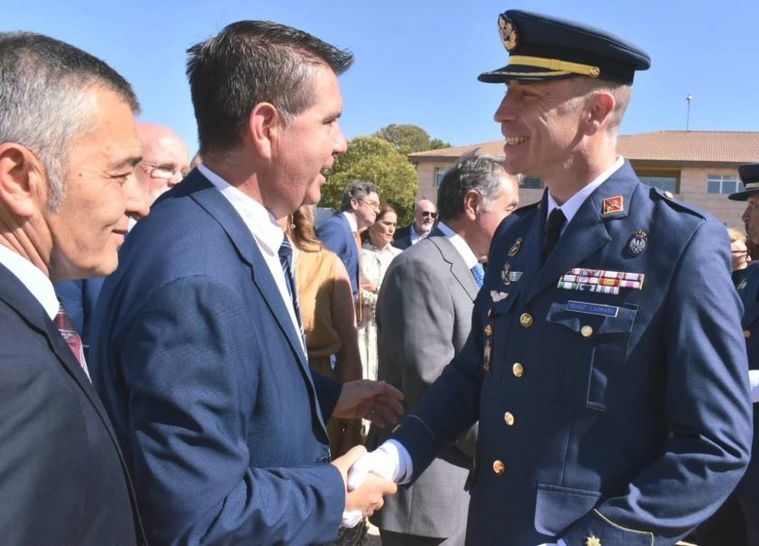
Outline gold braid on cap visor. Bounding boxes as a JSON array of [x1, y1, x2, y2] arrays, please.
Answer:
[[498, 55, 601, 78]]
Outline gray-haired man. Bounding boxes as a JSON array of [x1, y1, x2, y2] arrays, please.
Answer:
[[368, 154, 520, 546], [0, 32, 147, 544]]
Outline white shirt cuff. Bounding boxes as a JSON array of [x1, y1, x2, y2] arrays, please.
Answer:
[[383, 439, 413, 484], [749, 370, 759, 403]]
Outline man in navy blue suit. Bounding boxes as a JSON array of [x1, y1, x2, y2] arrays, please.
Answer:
[[318, 180, 380, 297], [352, 10, 752, 546], [0, 32, 146, 545], [92, 21, 401, 545]]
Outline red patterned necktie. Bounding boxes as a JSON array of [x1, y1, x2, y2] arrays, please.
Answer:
[[54, 304, 90, 380]]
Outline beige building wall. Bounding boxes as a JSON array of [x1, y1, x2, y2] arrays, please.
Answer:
[[676, 167, 745, 230]]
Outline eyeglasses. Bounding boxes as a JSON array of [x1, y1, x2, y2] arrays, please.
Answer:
[[140, 161, 189, 181], [732, 249, 750, 257], [360, 199, 381, 210], [421, 211, 438, 219]]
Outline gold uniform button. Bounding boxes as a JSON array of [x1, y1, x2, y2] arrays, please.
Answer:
[[492, 460, 506, 474], [512, 363, 524, 377], [580, 325, 594, 338], [504, 411, 516, 426], [484, 325, 493, 336], [519, 313, 533, 327], [745, 329, 752, 339]]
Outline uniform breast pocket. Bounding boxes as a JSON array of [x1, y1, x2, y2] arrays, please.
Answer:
[[546, 300, 638, 411]]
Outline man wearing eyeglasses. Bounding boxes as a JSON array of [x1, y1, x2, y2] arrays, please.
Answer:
[[318, 180, 380, 298], [135, 123, 190, 206], [393, 198, 437, 251]]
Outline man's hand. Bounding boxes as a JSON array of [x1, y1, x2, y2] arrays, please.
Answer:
[[333, 446, 397, 525], [333, 380, 404, 427]]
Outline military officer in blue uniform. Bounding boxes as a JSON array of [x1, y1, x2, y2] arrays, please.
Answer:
[[697, 163, 759, 546], [349, 10, 753, 546]]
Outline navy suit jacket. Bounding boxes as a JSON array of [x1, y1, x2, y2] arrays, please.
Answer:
[[91, 169, 345, 545], [55, 276, 104, 358], [0, 265, 144, 545], [393, 161, 752, 545], [317, 213, 360, 296], [391, 225, 413, 251]]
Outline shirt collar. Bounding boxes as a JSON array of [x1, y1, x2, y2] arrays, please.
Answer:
[[198, 164, 284, 256], [341, 211, 358, 233], [0, 244, 59, 320], [436, 221, 479, 269], [546, 156, 625, 226]]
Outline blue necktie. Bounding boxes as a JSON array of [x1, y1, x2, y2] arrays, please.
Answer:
[[471, 263, 485, 288], [278, 237, 306, 346]]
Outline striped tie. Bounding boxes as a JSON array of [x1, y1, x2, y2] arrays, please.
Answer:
[[54, 303, 91, 380], [278, 237, 306, 347]]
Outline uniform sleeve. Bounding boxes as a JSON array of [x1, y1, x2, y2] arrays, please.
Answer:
[[120, 276, 345, 546], [562, 220, 753, 545]]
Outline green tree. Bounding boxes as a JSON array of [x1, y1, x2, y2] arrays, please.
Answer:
[[373, 124, 451, 156], [323, 136, 417, 225]]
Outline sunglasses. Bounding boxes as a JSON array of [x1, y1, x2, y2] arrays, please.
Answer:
[[421, 211, 438, 219]]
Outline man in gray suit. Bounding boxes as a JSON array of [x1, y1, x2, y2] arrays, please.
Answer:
[[368, 153, 520, 545]]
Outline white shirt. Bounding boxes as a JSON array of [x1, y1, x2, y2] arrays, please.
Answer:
[[409, 224, 428, 245], [546, 156, 625, 235], [0, 243, 58, 320], [198, 164, 305, 354], [436, 221, 479, 269], [341, 210, 358, 234]]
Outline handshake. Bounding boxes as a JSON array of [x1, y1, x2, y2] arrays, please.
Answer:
[[332, 442, 407, 527], [328, 379, 409, 527]]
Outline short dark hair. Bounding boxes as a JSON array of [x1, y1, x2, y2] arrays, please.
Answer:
[[187, 20, 353, 156], [0, 32, 139, 210], [340, 180, 379, 211], [437, 152, 514, 223]]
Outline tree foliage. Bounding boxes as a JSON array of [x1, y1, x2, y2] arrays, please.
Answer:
[[373, 124, 451, 156], [322, 136, 418, 225]]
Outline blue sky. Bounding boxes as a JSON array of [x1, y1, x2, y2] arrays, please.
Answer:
[[4, 0, 757, 152]]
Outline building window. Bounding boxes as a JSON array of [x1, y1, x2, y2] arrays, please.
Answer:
[[638, 173, 680, 193], [707, 174, 740, 195], [434, 168, 447, 188], [521, 176, 543, 189]]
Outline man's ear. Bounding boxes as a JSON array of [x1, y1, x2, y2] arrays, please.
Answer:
[[247, 102, 282, 159], [462, 189, 482, 220], [0, 143, 47, 217], [585, 90, 615, 135], [350, 197, 360, 212]]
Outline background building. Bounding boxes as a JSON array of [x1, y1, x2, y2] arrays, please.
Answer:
[[410, 131, 759, 229]]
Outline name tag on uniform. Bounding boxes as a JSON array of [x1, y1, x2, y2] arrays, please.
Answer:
[[566, 300, 619, 318]]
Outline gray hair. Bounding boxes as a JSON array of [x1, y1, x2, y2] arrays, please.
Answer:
[[187, 20, 354, 156], [0, 32, 139, 211], [340, 180, 379, 211], [437, 152, 518, 222]]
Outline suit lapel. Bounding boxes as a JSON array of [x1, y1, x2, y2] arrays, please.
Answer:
[[186, 173, 327, 431], [0, 264, 148, 540], [431, 236, 478, 301], [523, 163, 637, 305]]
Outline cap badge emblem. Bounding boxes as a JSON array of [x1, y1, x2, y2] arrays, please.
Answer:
[[499, 15, 519, 51]]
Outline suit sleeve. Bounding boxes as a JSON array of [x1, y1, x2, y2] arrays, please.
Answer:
[[389, 264, 487, 479], [562, 220, 752, 545], [317, 220, 348, 263], [120, 276, 344, 546]]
